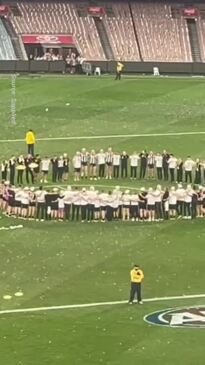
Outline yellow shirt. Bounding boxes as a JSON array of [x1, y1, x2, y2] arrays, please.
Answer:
[[117, 62, 124, 72], [26, 131, 36, 145], [130, 268, 144, 283]]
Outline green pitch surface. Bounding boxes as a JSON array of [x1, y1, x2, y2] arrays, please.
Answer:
[[1, 75, 205, 364]]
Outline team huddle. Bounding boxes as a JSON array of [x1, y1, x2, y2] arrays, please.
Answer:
[[1, 182, 204, 222], [1, 148, 204, 184]]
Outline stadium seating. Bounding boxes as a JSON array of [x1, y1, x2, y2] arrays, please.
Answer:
[[9, 1, 105, 60], [103, 3, 140, 61], [0, 18, 16, 60], [130, 2, 192, 62], [5, 1, 204, 62]]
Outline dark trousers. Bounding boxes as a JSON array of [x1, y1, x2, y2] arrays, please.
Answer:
[[99, 164, 105, 178], [26, 169, 34, 184], [58, 167, 64, 181], [2, 171, 7, 180], [157, 167, 162, 180], [72, 204, 80, 221], [163, 166, 168, 181], [113, 165, 120, 178], [130, 205, 138, 218], [177, 169, 183, 183], [52, 169, 57, 183], [28, 144, 34, 156], [129, 282, 142, 303], [169, 168, 175, 182], [185, 171, 192, 183], [130, 166, 137, 178], [121, 165, 128, 178], [10, 169, 15, 185], [17, 171, 23, 185], [115, 71, 122, 80], [87, 204, 94, 221], [177, 201, 184, 216], [140, 165, 146, 179], [106, 206, 113, 221], [81, 205, 87, 221], [192, 202, 197, 219], [194, 171, 201, 185], [64, 204, 71, 220], [155, 202, 163, 219], [36, 203, 45, 220], [184, 202, 191, 217]]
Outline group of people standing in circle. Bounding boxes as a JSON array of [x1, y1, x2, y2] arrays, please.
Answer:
[[1, 181, 204, 223]]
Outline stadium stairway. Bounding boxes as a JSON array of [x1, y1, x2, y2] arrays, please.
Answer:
[[93, 17, 114, 60], [128, 2, 143, 61], [0, 18, 16, 60], [1, 17, 27, 60], [187, 18, 202, 62]]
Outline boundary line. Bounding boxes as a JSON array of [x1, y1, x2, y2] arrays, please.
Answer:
[[1, 131, 205, 143], [45, 184, 138, 190], [1, 293, 205, 316]]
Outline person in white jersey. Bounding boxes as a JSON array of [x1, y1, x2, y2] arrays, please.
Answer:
[[97, 149, 106, 179], [113, 152, 120, 178], [184, 185, 193, 219], [105, 147, 113, 180], [147, 152, 155, 179], [81, 148, 89, 179], [169, 186, 177, 219], [130, 152, 139, 180], [72, 152, 82, 181], [147, 187, 156, 221], [176, 183, 185, 217], [155, 153, 163, 180], [130, 191, 139, 221], [89, 150, 97, 180], [154, 185, 163, 221], [184, 156, 195, 183], [21, 187, 29, 218], [40, 157, 50, 183], [168, 154, 178, 183], [122, 190, 131, 221]]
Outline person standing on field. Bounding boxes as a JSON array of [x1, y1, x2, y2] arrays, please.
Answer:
[[120, 151, 129, 178], [155, 153, 163, 180], [129, 264, 144, 304], [115, 61, 124, 80], [130, 152, 139, 179], [168, 154, 177, 183], [184, 156, 195, 183], [25, 130, 36, 156]]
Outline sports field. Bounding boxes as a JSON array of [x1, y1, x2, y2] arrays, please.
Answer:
[[1, 75, 205, 364]]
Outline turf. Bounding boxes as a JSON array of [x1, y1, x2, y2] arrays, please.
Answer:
[[1, 75, 205, 364]]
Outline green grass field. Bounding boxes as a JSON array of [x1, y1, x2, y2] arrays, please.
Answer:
[[1, 75, 205, 364]]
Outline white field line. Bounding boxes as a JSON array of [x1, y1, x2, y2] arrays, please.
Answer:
[[1, 131, 205, 143], [46, 184, 138, 190], [0, 293, 205, 316]]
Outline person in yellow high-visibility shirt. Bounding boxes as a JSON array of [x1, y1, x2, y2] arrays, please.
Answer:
[[25, 130, 36, 156], [115, 61, 124, 80], [129, 264, 144, 304]]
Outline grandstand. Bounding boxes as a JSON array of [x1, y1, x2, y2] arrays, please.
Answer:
[[0, 1, 203, 62]]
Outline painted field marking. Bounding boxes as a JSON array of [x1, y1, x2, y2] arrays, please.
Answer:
[[1, 131, 205, 143], [0, 293, 205, 316], [45, 184, 138, 191]]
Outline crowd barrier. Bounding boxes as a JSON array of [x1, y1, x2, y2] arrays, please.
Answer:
[[1, 60, 205, 74]]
